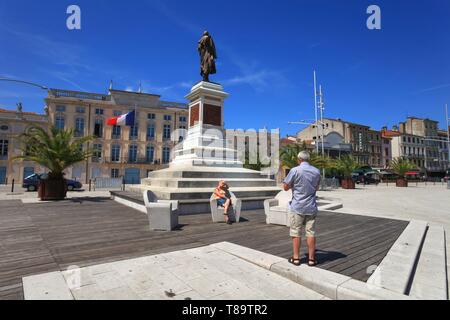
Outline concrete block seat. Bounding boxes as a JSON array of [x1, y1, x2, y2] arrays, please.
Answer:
[[143, 190, 179, 231], [264, 190, 343, 226], [210, 191, 242, 223], [264, 190, 293, 226]]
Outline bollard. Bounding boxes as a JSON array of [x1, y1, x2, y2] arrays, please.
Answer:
[[89, 179, 92, 192], [11, 179, 15, 193]]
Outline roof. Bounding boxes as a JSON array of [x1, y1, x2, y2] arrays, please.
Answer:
[[0, 108, 44, 116], [381, 130, 401, 138]]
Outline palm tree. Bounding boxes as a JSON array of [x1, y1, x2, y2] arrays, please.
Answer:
[[280, 143, 332, 171], [14, 126, 94, 200], [333, 155, 360, 189], [334, 155, 360, 178], [280, 144, 304, 170], [391, 157, 416, 187]]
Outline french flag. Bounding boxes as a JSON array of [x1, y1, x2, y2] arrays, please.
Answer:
[[106, 110, 136, 126]]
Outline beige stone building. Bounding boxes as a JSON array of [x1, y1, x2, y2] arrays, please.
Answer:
[[297, 118, 373, 166], [0, 106, 48, 184], [45, 88, 189, 183], [398, 117, 445, 174]]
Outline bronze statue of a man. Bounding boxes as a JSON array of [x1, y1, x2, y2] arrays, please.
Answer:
[[198, 31, 217, 82]]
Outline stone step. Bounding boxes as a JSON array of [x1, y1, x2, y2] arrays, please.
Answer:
[[148, 169, 268, 179], [367, 220, 428, 295], [409, 226, 448, 300], [136, 186, 281, 201], [142, 178, 277, 188]]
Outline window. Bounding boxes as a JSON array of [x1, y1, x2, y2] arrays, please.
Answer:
[[163, 115, 172, 121], [111, 145, 121, 162], [56, 105, 66, 112], [146, 146, 155, 163], [403, 137, 406, 143], [92, 144, 102, 162], [179, 125, 187, 130], [75, 118, 85, 137], [76, 106, 85, 113], [148, 113, 156, 120], [113, 110, 122, 117], [112, 125, 121, 139], [111, 168, 120, 178], [94, 119, 103, 138], [147, 124, 155, 140], [163, 124, 171, 140], [128, 145, 138, 163], [162, 147, 171, 164], [0, 140, 8, 157], [408, 137, 411, 143], [95, 108, 104, 115], [129, 124, 139, 140], [179, 116, 187, 122], [55, 116, 65, 130]]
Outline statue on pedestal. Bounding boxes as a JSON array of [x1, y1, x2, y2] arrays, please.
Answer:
[[198, 31, 217, 82]]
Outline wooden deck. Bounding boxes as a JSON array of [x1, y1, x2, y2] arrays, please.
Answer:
[[0, 198, 408, 300]]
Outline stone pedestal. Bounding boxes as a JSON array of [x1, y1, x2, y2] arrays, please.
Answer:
[[137, 82, 281, 214]]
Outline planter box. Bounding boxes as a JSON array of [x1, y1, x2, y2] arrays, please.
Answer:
[[39, 179, 67, 201], [341, 178, 355, 189], [396, 179, 408, 188]]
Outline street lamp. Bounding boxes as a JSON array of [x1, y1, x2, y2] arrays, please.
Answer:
[[0, 77, 49, 92]]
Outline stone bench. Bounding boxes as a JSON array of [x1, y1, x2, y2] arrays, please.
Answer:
[[143, 190, 179, 231], [209, 191, 242, 223]]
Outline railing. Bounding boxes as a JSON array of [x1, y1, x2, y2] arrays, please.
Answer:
[[93, 177, 123, 190], [101, 157, 163, 165], [320, 178, 340, 190], [50, 89, 111, 101]]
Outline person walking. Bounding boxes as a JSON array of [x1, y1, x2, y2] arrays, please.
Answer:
[[283, 151, 321, 266]]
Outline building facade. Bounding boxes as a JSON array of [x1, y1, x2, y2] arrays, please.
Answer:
[[0, 107, 48, 184], [384, 129, 426, 170], [399, 117, 442, 174], [368, 129, 383, 168], [297, 118, 372, 166], [45, 88, 189, 184]]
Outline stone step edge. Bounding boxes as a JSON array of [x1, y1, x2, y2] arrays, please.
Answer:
[[111, 191, 276, 206], [211, 241, 412, 300], [367, 220, 428, 295], [409, 225, 448, 300]]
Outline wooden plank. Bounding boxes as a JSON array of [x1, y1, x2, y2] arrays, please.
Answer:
[[0, 199, 408, 300]]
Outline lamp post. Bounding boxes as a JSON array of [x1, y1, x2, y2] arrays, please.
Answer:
[[446, 104, 450, 169], [0, 77, 49, 92]]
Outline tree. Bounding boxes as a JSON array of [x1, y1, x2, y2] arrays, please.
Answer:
[[333, 155, 360, 178], [390, 157, 415, 178], [14, 126, 94, 199], [280, 143, 332, 171]]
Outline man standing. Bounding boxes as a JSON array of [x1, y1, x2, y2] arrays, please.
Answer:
[[283, 151, 321, 266]]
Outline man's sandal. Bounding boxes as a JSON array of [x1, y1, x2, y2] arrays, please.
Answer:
[[308, 259, 318, 267], [288, 257, 301, 266]]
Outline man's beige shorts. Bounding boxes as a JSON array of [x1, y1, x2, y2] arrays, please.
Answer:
[[289, 212, 317, 238]]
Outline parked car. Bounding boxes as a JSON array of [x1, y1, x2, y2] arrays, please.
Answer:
[[23, 174, 82, 192], [352, 172, 380, 185]]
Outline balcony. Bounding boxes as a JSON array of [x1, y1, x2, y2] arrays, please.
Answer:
[[102, 157, 162, 165]]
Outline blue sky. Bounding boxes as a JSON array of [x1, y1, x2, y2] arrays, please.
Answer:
[[0, 0, 449, 136]]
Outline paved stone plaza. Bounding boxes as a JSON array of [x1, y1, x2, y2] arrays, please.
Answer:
[[318, 184, 450, 298], [0, 184, 448, 300]]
